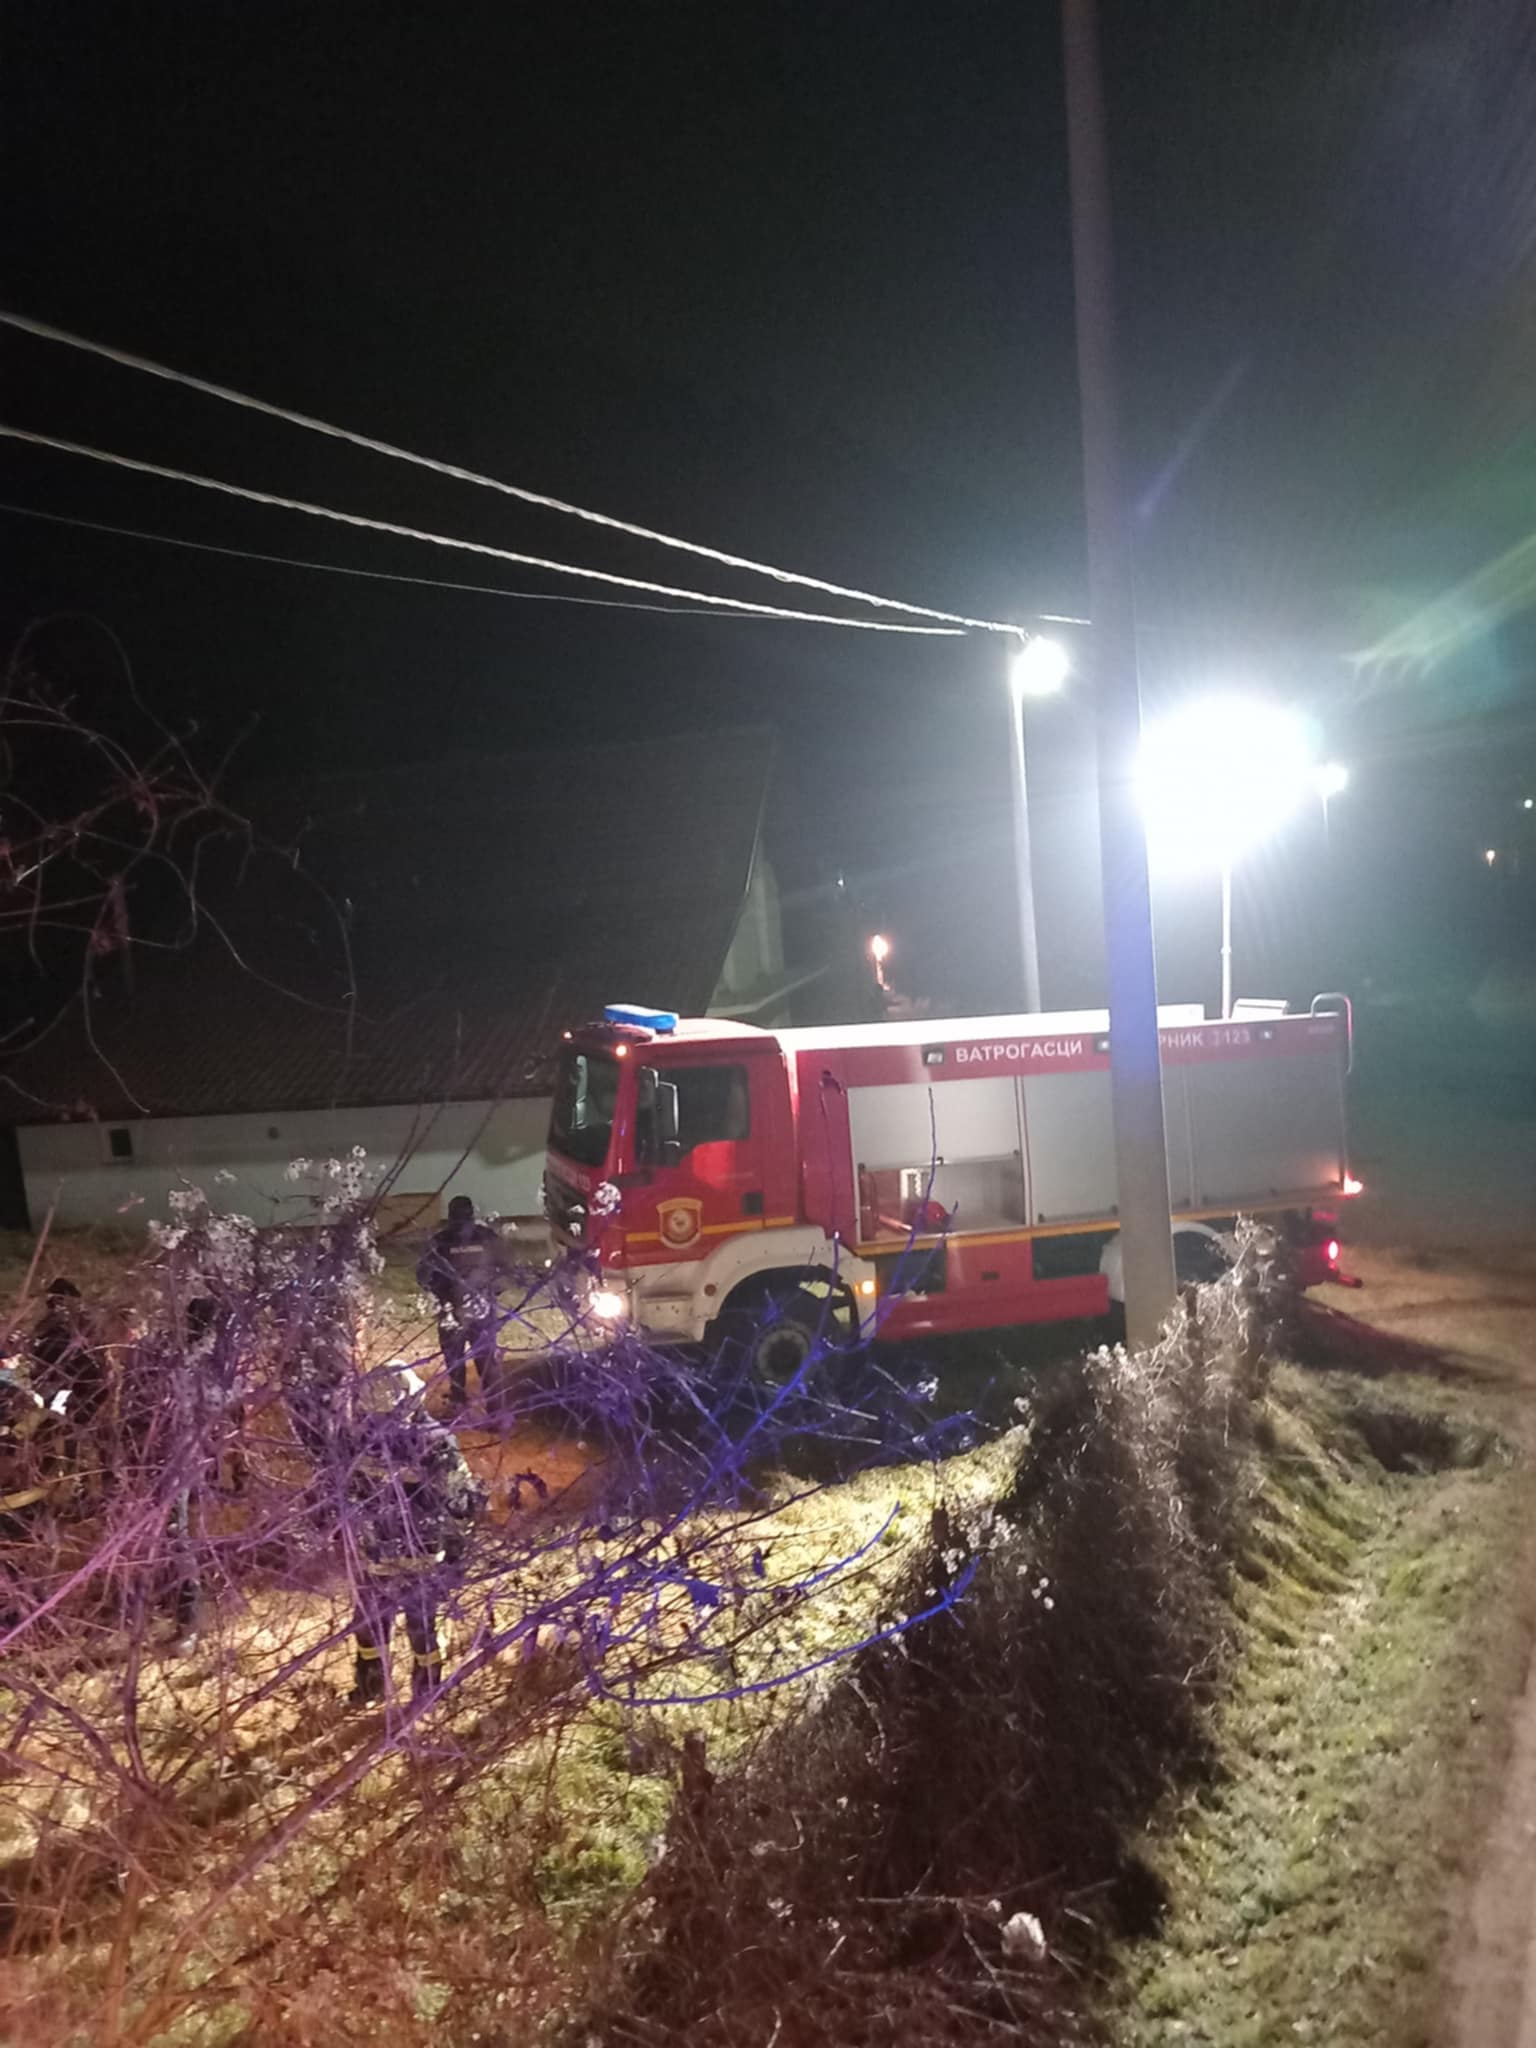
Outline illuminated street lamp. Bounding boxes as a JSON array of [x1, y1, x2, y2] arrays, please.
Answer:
[[1011, 635, 1071, 699], [1007, 635, 1071, 1012], [867, 931, 893, 995], [1139, 695, 1339, 1018], [1484, 847, 1498, 867]]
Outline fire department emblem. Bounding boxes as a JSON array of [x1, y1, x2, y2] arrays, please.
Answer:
[[657, 1197, 703, 1250]]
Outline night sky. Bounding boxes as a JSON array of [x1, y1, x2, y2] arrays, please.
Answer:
[[4, 0, 1534, 1023]]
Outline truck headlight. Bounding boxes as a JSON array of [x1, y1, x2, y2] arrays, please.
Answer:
[[590, 1288, 629, 1323]]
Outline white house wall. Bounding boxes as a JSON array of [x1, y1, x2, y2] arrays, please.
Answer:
[[16, 1097, 553, 1232]]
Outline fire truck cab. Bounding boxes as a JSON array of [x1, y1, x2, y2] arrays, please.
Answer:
[[543, 998, 1353, 1378]]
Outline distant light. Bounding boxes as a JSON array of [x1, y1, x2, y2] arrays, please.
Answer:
[[1485, 848, 1498, 866], [1139, 695, 1317, 868], [1326, 1239, 1340, 1266], [1524, 797, 1534, 811], [1342, 1174, 1364, 1197], [1010, 635, 1071, 700], [836, 873, 846, 889], [868, 933, 892, 965], [1315, 761, 1349, 800], [590, 1289, 628, 1322]]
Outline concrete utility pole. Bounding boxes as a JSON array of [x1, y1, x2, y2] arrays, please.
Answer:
[[1006, 672, 1045, 1013], [1060, 0, 1178, 1346]]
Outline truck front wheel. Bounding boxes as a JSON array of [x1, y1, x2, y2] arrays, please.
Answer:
[[708, 1278, 851, 1389]]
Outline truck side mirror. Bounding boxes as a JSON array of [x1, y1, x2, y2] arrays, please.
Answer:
[[655, 1079, 681, 1166], [637, 1068, 683, 1167]]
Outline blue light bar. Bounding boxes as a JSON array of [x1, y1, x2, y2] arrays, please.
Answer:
[[603, 1003, 679, 1034]]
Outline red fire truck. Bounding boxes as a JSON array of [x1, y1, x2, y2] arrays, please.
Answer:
[[543, 999, 1353, 1378]]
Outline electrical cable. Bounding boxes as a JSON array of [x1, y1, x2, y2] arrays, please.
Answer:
[[0, 309, 1085, 631], [0, 427, 968, 634], [0, 499, 938, 625]]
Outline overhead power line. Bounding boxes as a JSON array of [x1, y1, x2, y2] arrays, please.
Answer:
[[0, 426, 968, 633], [0, 308, 1083, 633], [0, 500, 910, 625]]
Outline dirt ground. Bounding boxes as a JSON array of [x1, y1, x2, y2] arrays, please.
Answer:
[[1328, 1060, 1536, 2048], [1381, 1238, 1536, 2048], [1303, 1240, 1536, 2048]]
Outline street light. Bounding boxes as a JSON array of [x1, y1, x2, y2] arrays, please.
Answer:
[[1139, 695, 1337, 1018], [868, 932, 893, 995], [1011, 635, 1071, 699], [1007, 635, 1071, 1012]]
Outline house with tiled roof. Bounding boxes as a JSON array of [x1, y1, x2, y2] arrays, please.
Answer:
[[1, 726, 810, 1231]]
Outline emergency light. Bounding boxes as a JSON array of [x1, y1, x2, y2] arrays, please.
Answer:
[[603, 1004, 679, 1034]]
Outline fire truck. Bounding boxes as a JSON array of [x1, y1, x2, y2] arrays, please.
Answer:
[[543, 998, 1353, 1379]]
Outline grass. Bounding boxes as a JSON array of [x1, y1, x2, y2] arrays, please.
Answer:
[[437, 1428, 1023, 1946], [0, 1387, 1017, 2045], [575, 1304, 1534, 2048], [5, 1221, 1532, 2046], [1113, 1361, 1536, 2048]]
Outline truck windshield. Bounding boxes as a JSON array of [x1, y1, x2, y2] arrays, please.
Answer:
[[549, 1049, 620, 1169]]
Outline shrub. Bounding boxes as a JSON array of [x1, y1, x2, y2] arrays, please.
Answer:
[[0, 1171, 963, 2045], [591, 1233, 1283, 2047]]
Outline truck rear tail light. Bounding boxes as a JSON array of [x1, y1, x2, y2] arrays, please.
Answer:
[[1342, 1175, 1363, 1196], [1326, 1239, 1340, 1266]]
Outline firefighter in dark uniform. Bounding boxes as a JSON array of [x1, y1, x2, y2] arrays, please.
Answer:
[[416, 1195, 509, 1409], [346, 1361, 485, 1706], [116, 1296, 227, 1651], [29, 1278, 94, 1396]]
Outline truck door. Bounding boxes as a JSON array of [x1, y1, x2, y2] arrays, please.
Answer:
[[628, 1051, 792, 1260]]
